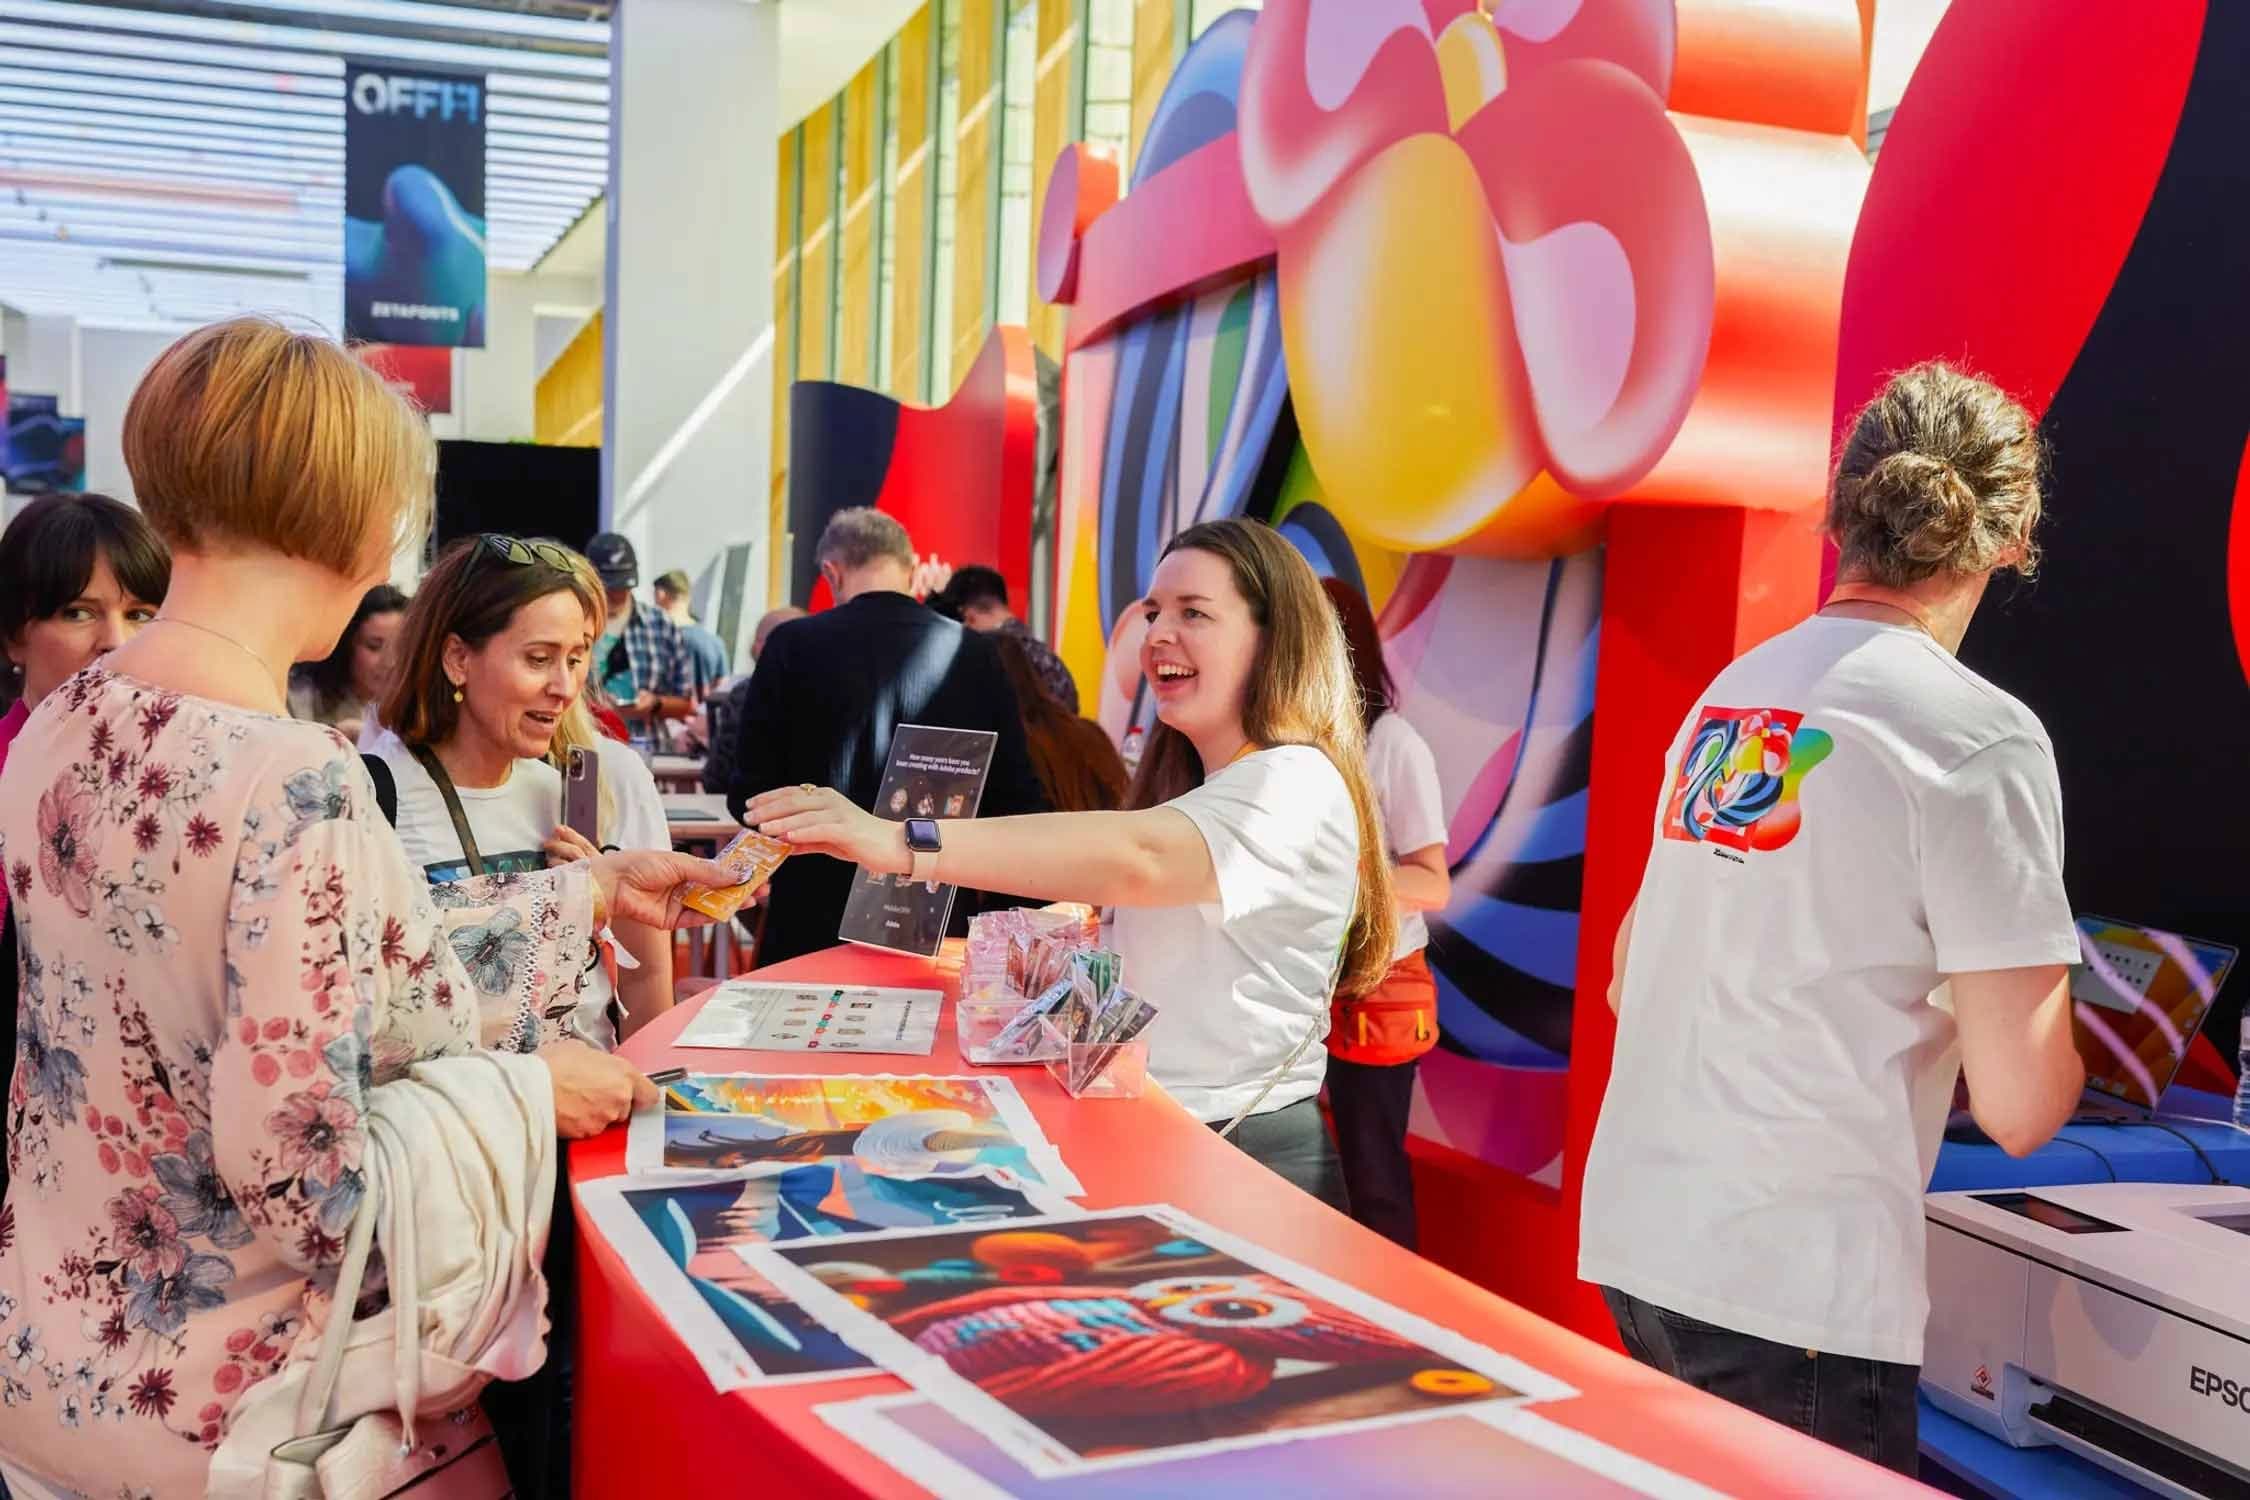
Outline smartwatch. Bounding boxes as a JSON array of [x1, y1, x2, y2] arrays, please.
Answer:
[[904, 818, 943, 884]]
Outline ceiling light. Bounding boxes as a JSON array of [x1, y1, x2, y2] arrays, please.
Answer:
[[0, 1, 609, 79], [216, 0, 607, 47], [0, 44, 344, 96], [0, 66, 341, 117], [0, 111, 341, 162]]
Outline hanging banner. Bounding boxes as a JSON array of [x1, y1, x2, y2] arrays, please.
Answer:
[[344, 62, 488, 348]]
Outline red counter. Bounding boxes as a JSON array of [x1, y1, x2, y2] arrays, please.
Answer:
[[570, 946, 1927, 1497]]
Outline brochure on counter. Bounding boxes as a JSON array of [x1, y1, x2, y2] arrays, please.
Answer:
[[839, 724, 996, 957], [674, 981, 944, 1056]]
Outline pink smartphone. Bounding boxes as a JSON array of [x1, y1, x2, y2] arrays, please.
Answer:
[[563, 747, 602, 844]]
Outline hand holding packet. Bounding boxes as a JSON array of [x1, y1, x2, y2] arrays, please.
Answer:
[[678, 829, 792, 921]]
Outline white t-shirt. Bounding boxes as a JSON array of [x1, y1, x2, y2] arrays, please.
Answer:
[[1110, 745, 1360, 1124], [586, 735, 668, 853], [373, 741, 620, 1050], [1578, 617, 2078, 1365], [1364, 711, 1447, 959]]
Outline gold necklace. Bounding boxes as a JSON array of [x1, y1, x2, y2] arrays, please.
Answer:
[[1822, 585, 1941, 641], [148, 617, 287, 698]]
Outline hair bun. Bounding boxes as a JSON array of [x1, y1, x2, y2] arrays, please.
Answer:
[[1861, 450, 1978, 564]]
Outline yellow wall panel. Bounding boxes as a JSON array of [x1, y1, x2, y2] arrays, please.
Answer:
[[837, 61, 882, 389], [534, 310, 602, 447], [1131, 0, 1177, 170], [799, 105, 838, 387], [1029, 0, 1077, 356], [951, 0, 999, 390], [890, 7, 934, 401]]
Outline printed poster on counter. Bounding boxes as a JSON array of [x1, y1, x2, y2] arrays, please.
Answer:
[[625, 1073, 1084, 1196], [816, 1395, 1727, 1500], [743, 1206, 1575, 1478], [344, 62, 487, 347], [839, 725, 996, 957], [576, 1165, 1070, 1391]]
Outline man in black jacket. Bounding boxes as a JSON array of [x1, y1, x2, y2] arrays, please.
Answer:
[[725, 507, 1046, 966]]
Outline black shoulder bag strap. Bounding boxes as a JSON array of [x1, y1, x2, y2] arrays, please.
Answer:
[[406, 744, 486, 878], [360, 754, 399, 827]]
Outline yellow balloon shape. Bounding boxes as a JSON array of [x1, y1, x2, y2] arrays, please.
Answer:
[[1435, 11, 1508, 130], [1279, 133, 1548, 555]]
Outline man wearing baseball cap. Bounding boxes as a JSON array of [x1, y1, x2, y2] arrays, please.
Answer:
[[653, 567, 731, 687], [586, 531, 701, 726]]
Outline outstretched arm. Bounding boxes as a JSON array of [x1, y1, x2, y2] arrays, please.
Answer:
[[745, 786, 1219, 910]]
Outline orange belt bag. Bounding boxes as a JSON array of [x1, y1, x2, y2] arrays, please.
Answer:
[[1328, 949, 1439, 1067]]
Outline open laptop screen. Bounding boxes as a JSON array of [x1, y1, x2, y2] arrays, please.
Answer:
[[2071, 916, 2238, 1111]]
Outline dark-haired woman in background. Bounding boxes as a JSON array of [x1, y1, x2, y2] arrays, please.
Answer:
[[1319, 577, 1449, 1250], [0, 492, 172, 1207], [288, 582, 407, 741], [993, 630, 1126, 813]]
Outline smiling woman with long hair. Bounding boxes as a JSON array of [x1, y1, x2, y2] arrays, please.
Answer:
[[748, 519, 1393, 1203]]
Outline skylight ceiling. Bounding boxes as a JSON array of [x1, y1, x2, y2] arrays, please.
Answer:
[[0, 0, 610, 332]]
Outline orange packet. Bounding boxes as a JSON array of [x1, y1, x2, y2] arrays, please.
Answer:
[[679, 829, 792, 920]]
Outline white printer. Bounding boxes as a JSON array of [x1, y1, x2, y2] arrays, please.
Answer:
[[1924, 1183, 2250, 1499]]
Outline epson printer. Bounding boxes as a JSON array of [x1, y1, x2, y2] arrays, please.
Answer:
[[1924, 1183, 2250, 1499]]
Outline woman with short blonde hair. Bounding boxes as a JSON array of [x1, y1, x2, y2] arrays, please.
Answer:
[[0, 317, 722, 1498]]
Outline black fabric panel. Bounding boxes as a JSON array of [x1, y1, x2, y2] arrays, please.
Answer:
[[1958, 6, 2250, 1055]]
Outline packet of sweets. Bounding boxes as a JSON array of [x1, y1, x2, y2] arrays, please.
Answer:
[[678, 828, 792, 920]]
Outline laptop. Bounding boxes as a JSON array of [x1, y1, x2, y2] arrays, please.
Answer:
[[1944, 916, 2238, 1144], [2065, 915, 2238, 1121]]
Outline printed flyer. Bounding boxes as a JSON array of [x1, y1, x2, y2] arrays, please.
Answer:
[[839, 725, 996, 957]]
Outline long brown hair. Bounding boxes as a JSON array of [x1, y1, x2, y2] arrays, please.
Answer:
[[1125, 520, 1397, 995], [380, 536, 601, 750], [993, 631, 1127, 812], [1319, 576, 1394, 733]]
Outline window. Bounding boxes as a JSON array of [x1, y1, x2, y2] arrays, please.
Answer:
[[1083, 0, 1134, 184], [877, 41, 901, 388], [930, 0, 962, 397], [996, 0, 1038, 328]]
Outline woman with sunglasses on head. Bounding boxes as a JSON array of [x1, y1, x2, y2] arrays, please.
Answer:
[[371, 534, 672, 1052], [749, 519, 1394, 1205], [0, 319, 728, 1500], [287, 583, 407, 743], [0, 493, 172, 1213]]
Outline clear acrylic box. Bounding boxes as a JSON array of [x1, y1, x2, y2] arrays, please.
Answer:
[[1039, 1017, 1147, 1100], [957, 993, 1062, 1065]]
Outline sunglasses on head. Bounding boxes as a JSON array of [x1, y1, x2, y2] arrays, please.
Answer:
[[479, 533, 577, 572]]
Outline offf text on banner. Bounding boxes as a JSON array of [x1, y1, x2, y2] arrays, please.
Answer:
[[344, 64, 488, 348]]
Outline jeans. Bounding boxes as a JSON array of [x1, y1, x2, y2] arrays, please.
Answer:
[[1601, 1286, 1921, 1475], [1212, 1096, 1349, 1211], [1325, 1056, 1420, 1249]]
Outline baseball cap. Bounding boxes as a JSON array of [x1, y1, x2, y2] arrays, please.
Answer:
[[586, 532, 638, 589], [653, 568, 693, 596]]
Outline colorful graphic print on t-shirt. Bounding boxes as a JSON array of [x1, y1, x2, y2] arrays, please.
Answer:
[[1663, 705, 1834, 853], [422, 849, 547, 886]]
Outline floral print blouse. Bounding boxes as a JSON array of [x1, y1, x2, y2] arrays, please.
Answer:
[[0, 669, 593, 1499]]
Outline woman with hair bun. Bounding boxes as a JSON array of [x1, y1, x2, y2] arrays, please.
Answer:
[[1580, 362, 2087, 1471]]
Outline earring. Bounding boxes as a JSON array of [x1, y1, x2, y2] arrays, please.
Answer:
[[452, 687, 464, 704]]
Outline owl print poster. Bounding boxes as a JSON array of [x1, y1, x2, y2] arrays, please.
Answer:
[[742, 1206, 1572, 1476]]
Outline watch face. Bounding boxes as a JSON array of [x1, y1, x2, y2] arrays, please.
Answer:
[[905, 818, 942, 852]]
